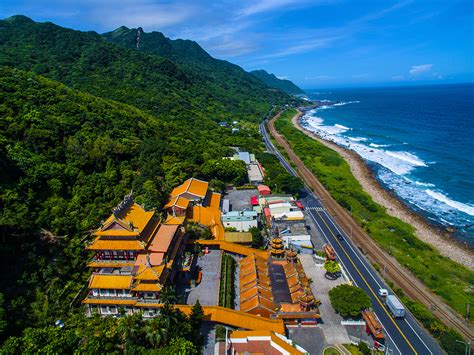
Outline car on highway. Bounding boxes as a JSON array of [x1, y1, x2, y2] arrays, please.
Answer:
[[336, 233, 344, 240]]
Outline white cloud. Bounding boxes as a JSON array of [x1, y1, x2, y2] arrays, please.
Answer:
[[238, 0, 311, 17], [87, 0, 197, 30], [409, 64, 433, 75], [259, 36, 341, 59]]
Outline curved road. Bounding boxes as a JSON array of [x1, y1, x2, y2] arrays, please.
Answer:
[[259, 116, 444, 354]]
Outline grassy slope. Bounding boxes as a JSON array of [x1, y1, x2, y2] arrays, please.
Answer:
[[274, 109, 473, 320]]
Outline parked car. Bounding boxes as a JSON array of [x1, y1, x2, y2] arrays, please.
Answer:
[[336, 234, 344, 240]]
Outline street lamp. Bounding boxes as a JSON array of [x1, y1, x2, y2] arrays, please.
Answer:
[[455, 339, 472, 355]]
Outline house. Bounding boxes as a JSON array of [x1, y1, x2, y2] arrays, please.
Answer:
[[166, 178, 225, 240], [221, 210, 258, 232], [238, 253, 319, 324], [228, 151, 266, 185], [83, 194, 188, 317], [228, 330, 307, 355], [169, 177, 209, 202], [257, 185, 271, 196]]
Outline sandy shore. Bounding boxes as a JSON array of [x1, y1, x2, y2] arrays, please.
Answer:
[[292, 112, 474, 270]]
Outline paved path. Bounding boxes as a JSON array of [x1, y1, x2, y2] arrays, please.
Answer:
[[299, 254, 351, 345]]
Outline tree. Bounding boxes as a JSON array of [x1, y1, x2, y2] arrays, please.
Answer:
[[328, 284, 371, 318], [189, 300, 204, 346], [157, 337, 197, 355], [0, 293, 6, 335], [249, 227, 263, 249], [324, 261, 340, 275], [159, 286, 178, 305]]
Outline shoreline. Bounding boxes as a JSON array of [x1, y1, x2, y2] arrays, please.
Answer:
[[292, 111, 474, 270]]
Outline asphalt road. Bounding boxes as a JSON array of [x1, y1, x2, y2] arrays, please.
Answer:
[[259, 121, 443, 355]]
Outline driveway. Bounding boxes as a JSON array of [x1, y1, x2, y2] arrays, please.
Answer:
[[299, 254, 351, 345], [176, 250, 222, 306]]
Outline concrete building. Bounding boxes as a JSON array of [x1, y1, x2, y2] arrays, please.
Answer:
[[222, 210, 258, 232]]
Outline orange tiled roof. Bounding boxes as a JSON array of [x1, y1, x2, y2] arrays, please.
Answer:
[[134, 253, 164, 267], [240, 295, 277, 314], [164, 215, 186, 225], [164, 196, 190, 209], [89, 274, 132, 289], [241, 287, 273, 303], [171, 178, 209, 198], [134, 264, 165, 281], [241, 279, 271, 294], [148, 224, 179, 253], [116, 203, 155, 232], [209, 192, 221, 209], [94, 229, 139, 237], [86, 238, 145, 251], [230, 330, 305, 355], [132, 282, 163, 292]]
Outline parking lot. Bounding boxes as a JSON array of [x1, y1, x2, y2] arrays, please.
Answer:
[[223, 188, 258, 211], [299, 254, 351, 345], [176, 249, 222, 306]]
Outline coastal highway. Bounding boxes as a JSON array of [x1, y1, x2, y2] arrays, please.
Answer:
[[259, 118, 443, 354]]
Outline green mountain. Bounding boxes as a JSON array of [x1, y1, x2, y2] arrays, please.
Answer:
[[0, 16, 300, 124], [0, 16, 303, 344], [250, 69, 305, 95]]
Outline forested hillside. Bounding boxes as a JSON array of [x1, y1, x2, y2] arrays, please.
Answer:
[[0, 15, 302, 347], [0, 16, 299, 123], [250, 70, 305, 95]]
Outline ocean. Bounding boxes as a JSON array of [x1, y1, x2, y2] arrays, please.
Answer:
[[302, 83, 474, 246]]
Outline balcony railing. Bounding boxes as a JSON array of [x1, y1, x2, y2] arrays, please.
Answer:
[[87, 294, 137, 300], [89, 258, 136, 264]]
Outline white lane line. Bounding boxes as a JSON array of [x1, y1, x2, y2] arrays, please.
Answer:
[[307, 209, 401, 355], [321, 210, 432, 355], [321, 210, 383, 289]]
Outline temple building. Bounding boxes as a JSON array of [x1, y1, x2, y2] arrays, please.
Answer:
[[83, 193, 188, 316], [239, 253, 320, 325]]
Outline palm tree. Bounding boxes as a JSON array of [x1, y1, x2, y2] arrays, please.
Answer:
[[144, 318, 169, 348]]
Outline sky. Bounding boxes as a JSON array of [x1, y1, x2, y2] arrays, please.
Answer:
[[1, 0, 473, 88]]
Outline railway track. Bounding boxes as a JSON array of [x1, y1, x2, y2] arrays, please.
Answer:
[[267, 110, 473, 340]]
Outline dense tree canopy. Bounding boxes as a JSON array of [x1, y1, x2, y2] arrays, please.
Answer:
[[328, 284, 371, 318], [0, 15, 303, 350]]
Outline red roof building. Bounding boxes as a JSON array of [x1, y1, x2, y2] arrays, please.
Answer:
[[258, 185, 271, 196], [250, 195, 259, 206]]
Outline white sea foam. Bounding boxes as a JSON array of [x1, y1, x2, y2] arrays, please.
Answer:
[[333, 100, 360, 106], [426, 190, 474, 216], [369, 143, 390, 148], [385, 151, 427, 168], [335, 124, 350, 130], [348, 137, 368, 142], [306, 116, 350, 135], [415, 181, 435, 187]]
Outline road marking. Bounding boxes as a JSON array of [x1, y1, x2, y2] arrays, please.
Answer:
[[321, 211, 433, 355], [307, 206, 325, 211], [315, 210, 418, 355], [306, 210, 401, 355]]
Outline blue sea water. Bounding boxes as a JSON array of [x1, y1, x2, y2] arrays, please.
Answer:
[[303, 84, 474, 246]]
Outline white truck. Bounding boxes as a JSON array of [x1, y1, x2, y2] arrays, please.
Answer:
[[385, 294, 406, 318]]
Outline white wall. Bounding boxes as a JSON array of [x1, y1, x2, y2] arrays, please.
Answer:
[[223, 219, 257, 232]]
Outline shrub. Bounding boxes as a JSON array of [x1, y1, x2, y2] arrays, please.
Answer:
[[328, 284, 371, 318]]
